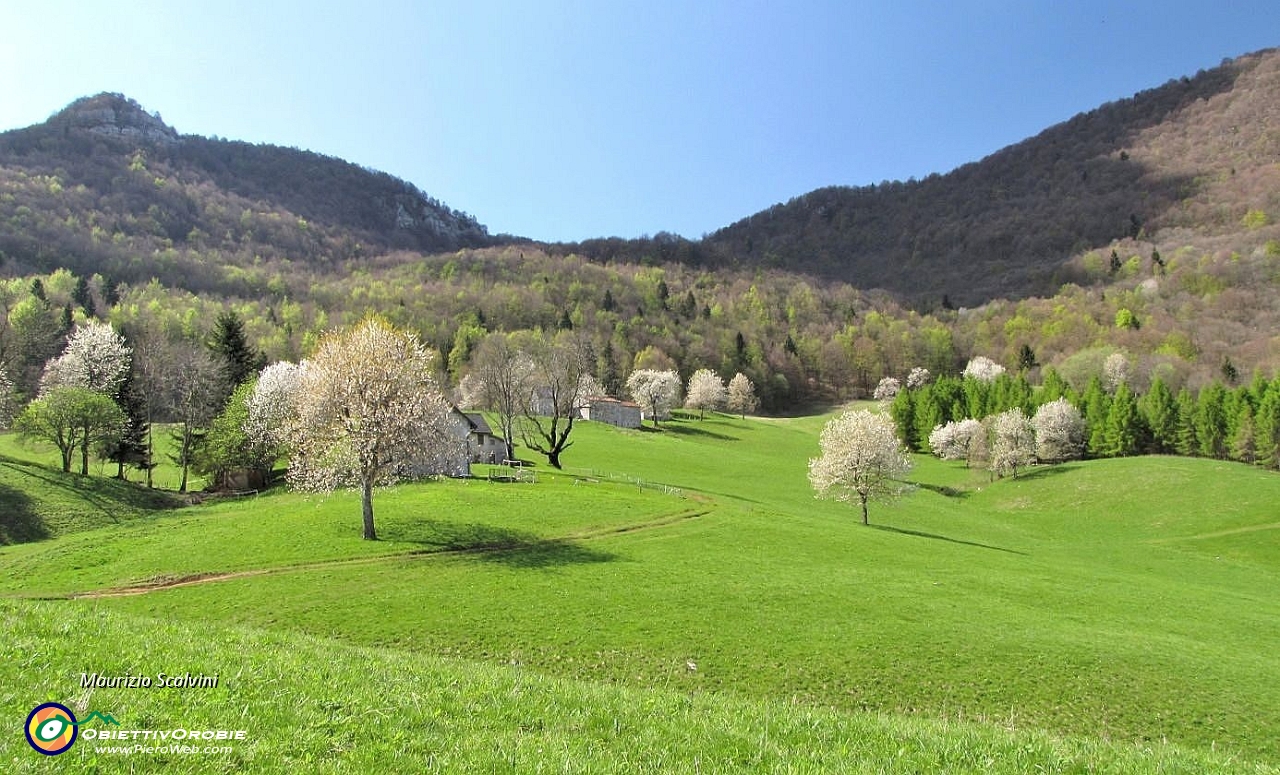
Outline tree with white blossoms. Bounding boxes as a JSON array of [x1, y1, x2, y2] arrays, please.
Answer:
[[808, 410, 913, 525], [873, 376, 901, 402], [0, 366, 16, 428], [244, 360, 303, 479], [906, 367, 932, 390], [989, 408, 1037, 478], [684, 368, 727, 419], [34, 321, 133, 475], [39, 320, 132, 396], [287, 318, 457, 540], [627, 369, 682, 427], [928, 418, 984, 465], [726, 372, 759, 419], [1103, 352, 1130, 394], [1032, 398, 1085, 463], [963, 355, 1006, 383]]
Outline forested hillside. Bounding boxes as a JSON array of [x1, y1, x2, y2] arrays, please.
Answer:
[[0, 93, 494, 296], [0, 51, 1278, 413], [567, 48, 1280, 307]]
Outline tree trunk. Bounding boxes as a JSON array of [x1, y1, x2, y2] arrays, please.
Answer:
[[361, 478, 377, 540], [860, 495, 869, 525], [61, 444, 73, 473], [548, 450, 561, 469], [80, 426, 90, 475], [178, 425, 190, 493]]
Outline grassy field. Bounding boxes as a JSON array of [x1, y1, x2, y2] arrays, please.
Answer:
[[0, 453, 180, 543], [3, 600, 1269, 774], [3, 411, 1279, 771]]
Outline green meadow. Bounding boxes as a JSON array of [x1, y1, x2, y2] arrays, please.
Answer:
[[3, 411, 1279, 772]]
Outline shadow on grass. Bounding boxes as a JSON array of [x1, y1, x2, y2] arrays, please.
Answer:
[[382, 520, 617, 569], [0, 482, 48, 544], [1011, 464, 1080, 481], [915, 482, 971, 499], [660, 423, 741, 442], [869, 524, 1027, 556]]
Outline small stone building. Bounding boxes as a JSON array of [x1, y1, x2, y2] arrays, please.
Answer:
[[580, 396, 643, 428]]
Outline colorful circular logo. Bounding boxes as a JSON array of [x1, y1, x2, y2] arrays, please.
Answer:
[[25, 703, 78, 755]]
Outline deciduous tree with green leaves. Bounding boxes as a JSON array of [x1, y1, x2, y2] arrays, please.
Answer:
[[15, 386, 125, 474]]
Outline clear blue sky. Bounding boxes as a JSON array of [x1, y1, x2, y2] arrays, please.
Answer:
[[2, 2, 1277, 242]]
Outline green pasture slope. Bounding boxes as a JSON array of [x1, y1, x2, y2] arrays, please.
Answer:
[[2, 412, 1279, 772]]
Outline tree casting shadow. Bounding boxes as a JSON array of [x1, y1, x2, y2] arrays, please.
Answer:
[[0, 482, 48, 544], [382, 519, 616, 569], [868, 523, 1027, 556]]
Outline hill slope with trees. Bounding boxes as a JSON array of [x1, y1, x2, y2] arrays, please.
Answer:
[[569, 48, 1280, 307], [0, 51, 1277, 415]]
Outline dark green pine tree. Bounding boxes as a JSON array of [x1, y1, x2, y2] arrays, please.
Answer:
[[1255, 381, 1280, 470], [889, 388, 917, 452], [597, 339, 621, 397], [962, 376, 988, 420], [1039, 367, 1069, 404], [1139, 377, 1178, 454], [72, 275, 95, 317], [1104, 383, 1141, 457], [209, 310, 265, 401], [912, 385, 942, 453], [679, 290, 698, 319], [1230, 403, 1257, 464], [1016, 343, 1038, 373], [106, 362, 152, 480], [1081, 376, 1111, 457], [1196, 383, 1229, 459], [1173, 388, 1200, 457]]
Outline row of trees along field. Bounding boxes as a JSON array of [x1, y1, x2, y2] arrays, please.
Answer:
[[884, 355, 1280, 470], [0, 296, 769, 535]]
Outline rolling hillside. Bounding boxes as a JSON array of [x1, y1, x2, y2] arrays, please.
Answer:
[[3, 413, 1278, 769]]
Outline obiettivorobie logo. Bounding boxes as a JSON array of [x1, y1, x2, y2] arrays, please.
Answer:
[[24, 703, 120, 755]]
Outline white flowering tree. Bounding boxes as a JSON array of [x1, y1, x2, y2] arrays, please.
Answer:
[[726, 372, 759, 419], [39, 320, 132, 396], [243, 361, 304, 480], [0, 366, 16, 428], [1103, 352, 1130, 394], [286, 318, 457, 540], [627, 369, 682, 427], [928, 418, 984, 464], [684, 369, 727, 419], [963, 356, 1006, 383], [873, 376, 902, 402], [906, 367, 932, 389], [1032, 398, 1085, 463], [33, 321, 133, 475], [990, 408, 1037, 478], [808, 410, 913, 525]]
